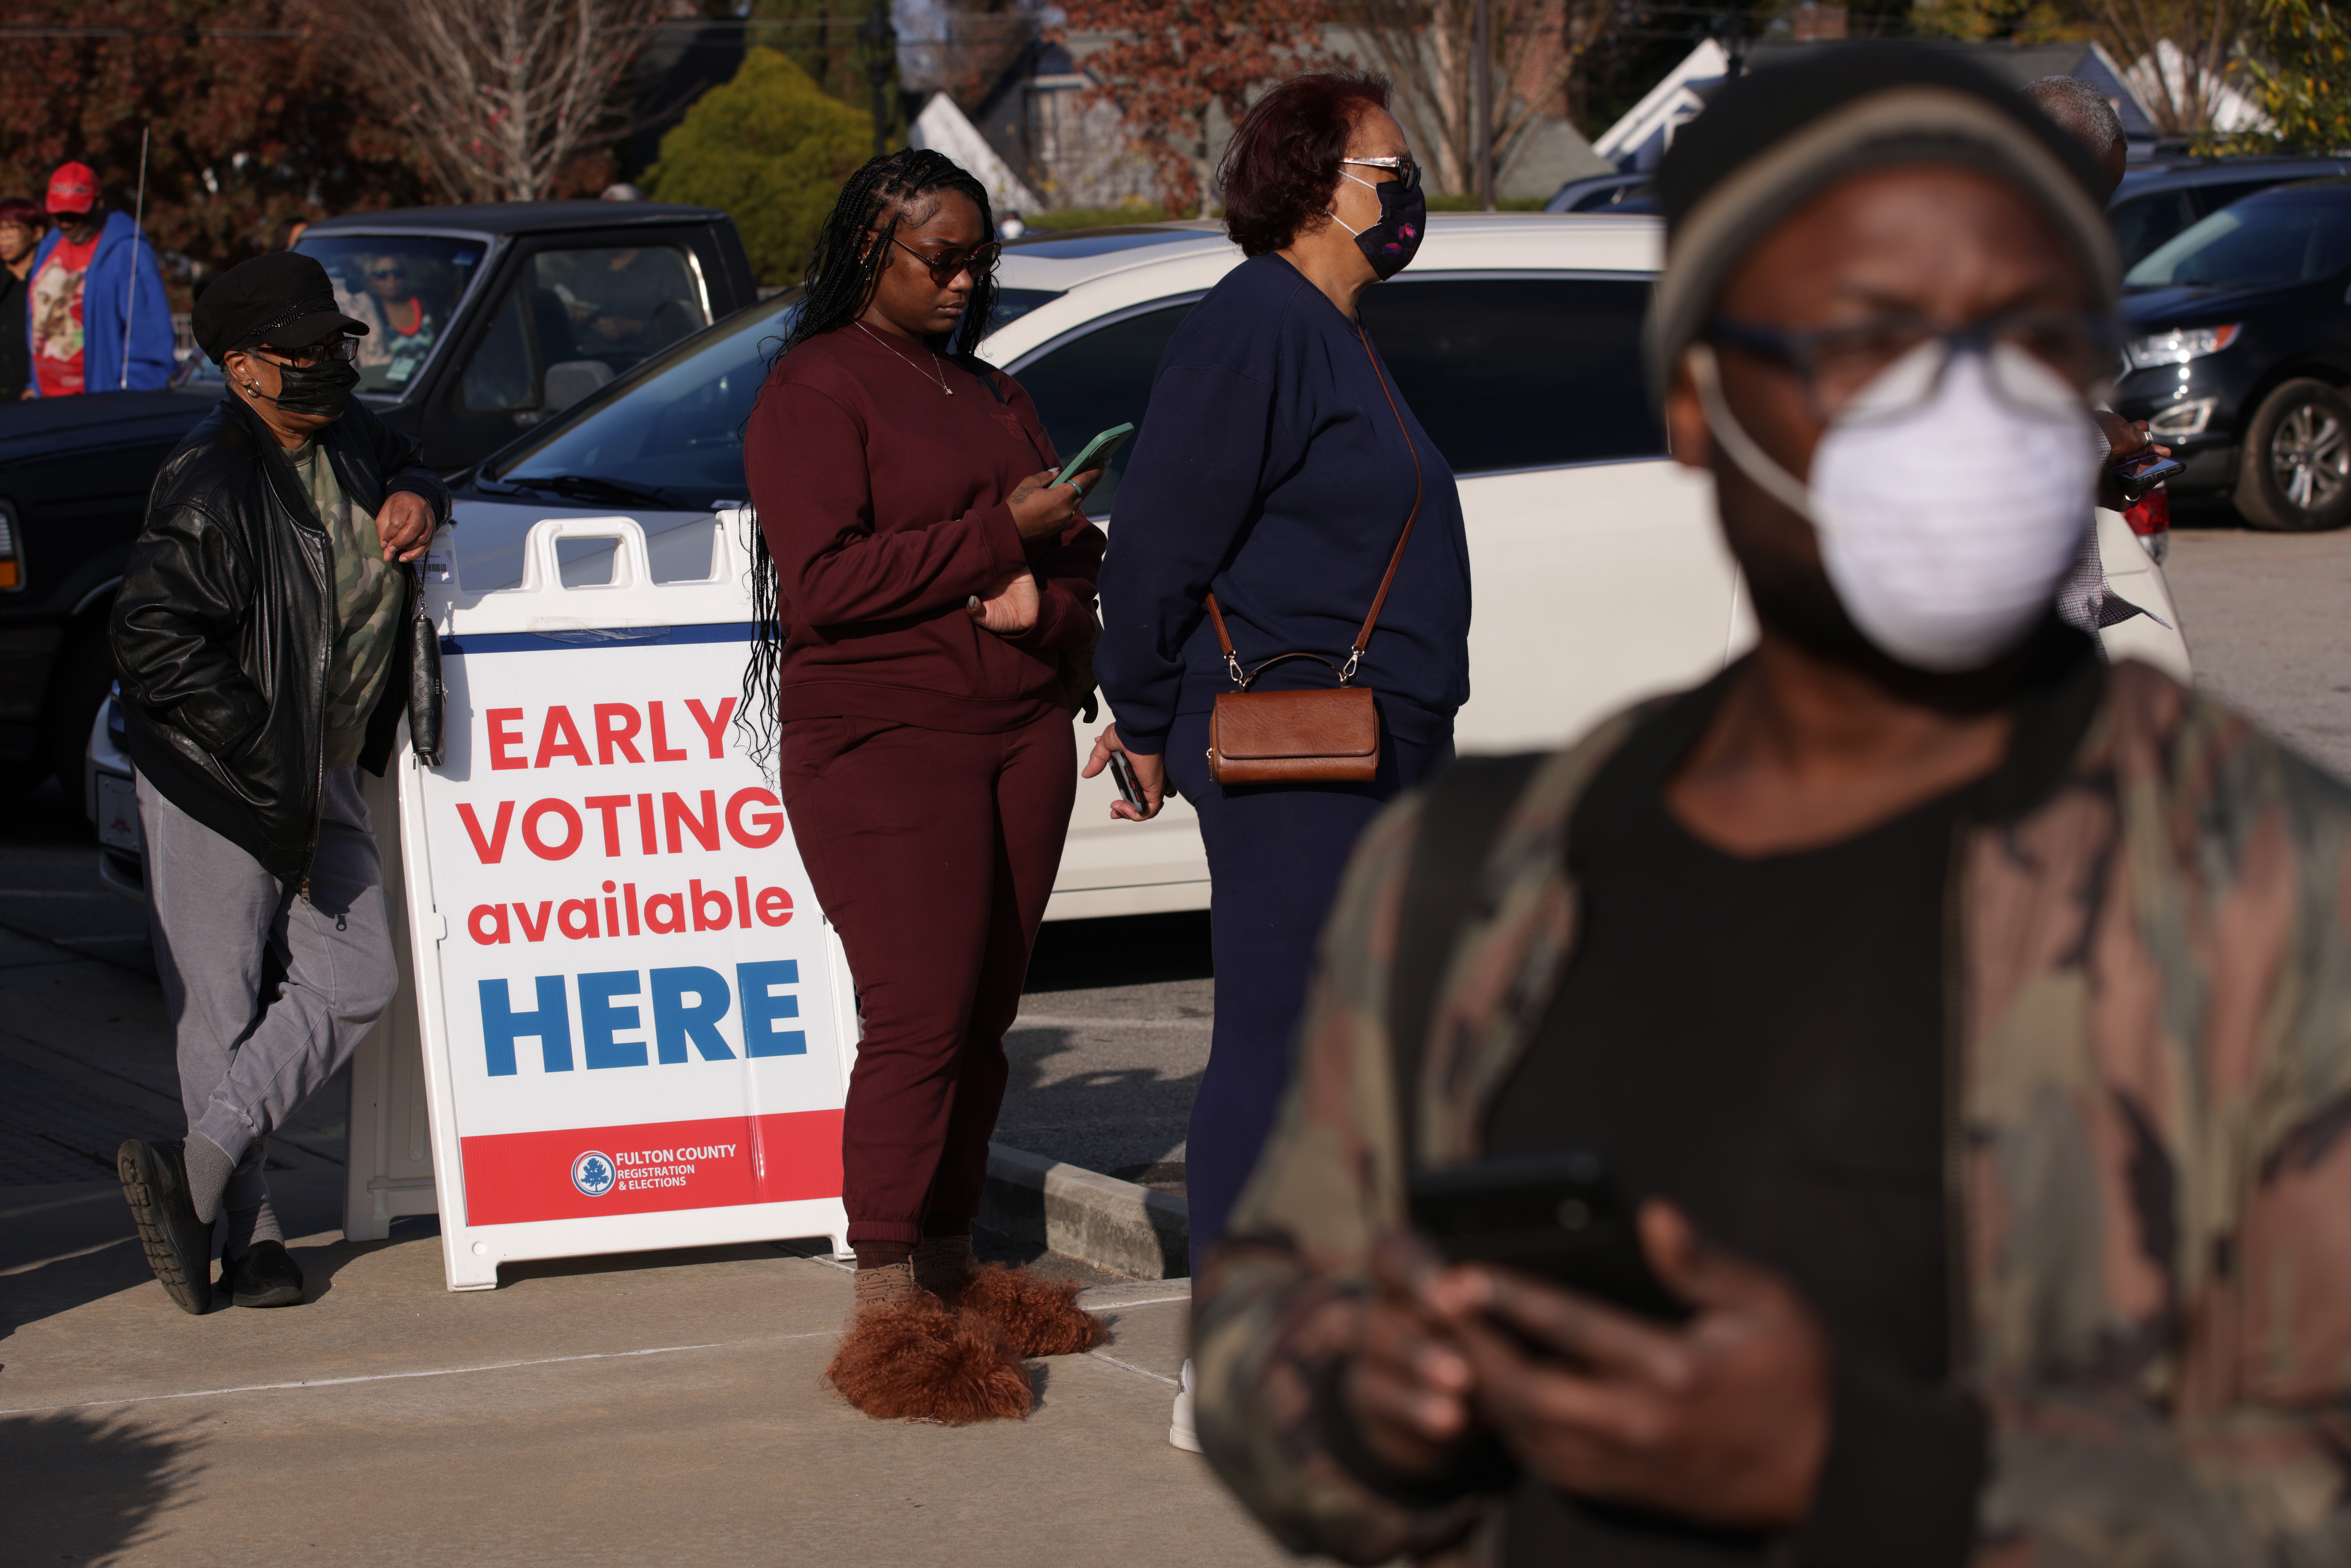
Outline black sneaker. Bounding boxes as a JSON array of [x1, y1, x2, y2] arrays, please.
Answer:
[[219, 1239, 305, 1308], [117, 1139, 213, 1315]]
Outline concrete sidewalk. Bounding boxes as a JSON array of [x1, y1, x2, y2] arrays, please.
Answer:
[[0, 837, 1276, 1565], [3, 1195, 1280, 1566]]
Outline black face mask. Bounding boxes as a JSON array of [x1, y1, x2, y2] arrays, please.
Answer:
[[243, 353, 360, 420], [1325, 172, 1427, 280]]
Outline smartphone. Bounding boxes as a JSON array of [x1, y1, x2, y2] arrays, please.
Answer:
[[1051, 422, 1136, 493], [1107, 748, 1147, 809], [1407, 1146, 1690, 1324], [2110, 450, 2185, 506]]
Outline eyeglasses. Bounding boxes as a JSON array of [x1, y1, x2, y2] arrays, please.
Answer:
[[1704, 311, 2121, 420], [254, 337, 359, 367], [368, 265, 406, 281], [893, 237, 1000, 287], [1342, 156, 1420, 192]]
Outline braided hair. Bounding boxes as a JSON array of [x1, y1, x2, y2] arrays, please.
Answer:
[[739, 149, 1001, 774]]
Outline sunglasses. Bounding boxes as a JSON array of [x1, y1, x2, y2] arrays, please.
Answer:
[[893, 237, 1000, 287], [1704, 311, 2121, 421], [368, 265, 406, 281], [1343, 155, 1421, 192], [256, 336, 360, 366]]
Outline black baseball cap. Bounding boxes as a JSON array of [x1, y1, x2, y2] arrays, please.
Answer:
[[192, 252, 370, 364]]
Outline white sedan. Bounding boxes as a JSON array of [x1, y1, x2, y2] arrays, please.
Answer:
[[90, 214, 2191, 914]]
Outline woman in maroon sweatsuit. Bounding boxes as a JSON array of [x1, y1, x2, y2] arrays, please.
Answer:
[[744, 150, 1108, 1421]]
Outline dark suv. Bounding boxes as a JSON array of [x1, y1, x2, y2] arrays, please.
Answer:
[[2112, 177, 2351, 532], [2110, 154, 2351, 271], [0, 200, 755, 793]]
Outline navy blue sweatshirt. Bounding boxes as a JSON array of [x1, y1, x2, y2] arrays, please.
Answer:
[[1096, 253, 1471, 753]]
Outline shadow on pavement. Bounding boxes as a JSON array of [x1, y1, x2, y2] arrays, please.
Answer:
[[0, 1408, 202, 1559], [2169, 493, 2249, 530], [1, 1162, 357, 1334], [279, 1212, 441, 1307], [1, 1183, 151, 1341], [497, 1236, 801, 1290], [1027, 910, 1212, 992], [998, 1023, 1202, 1185]]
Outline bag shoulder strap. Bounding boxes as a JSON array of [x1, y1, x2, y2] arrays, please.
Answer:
[[1204, 321, 1425, 687], [1387, 751, 1546, 1163]]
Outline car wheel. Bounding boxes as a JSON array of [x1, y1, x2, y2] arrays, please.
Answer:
[[2234, 378, 2351, 532], [42, 626, 115, 806]]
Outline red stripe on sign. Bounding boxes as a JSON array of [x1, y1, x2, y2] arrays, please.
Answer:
[[459, 1110, 844, 1226]]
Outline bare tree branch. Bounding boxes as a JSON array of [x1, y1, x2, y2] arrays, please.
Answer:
[[1338, 0, 1607, 195], [323, 0, 659, 202], [2080, 0, 2249, 135]]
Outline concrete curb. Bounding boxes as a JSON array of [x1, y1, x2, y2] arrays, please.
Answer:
[[981, 1142, 1189, 1280]]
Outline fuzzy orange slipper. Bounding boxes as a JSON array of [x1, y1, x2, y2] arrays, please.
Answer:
[[951, 1262, 1108, 1357], [825, 1295, 1033, 1424]]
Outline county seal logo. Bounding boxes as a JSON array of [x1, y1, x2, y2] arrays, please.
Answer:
[[571, 1150, 617, 1198]]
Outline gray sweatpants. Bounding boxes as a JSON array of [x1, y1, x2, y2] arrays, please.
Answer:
[[138, 766, 399, 1212]]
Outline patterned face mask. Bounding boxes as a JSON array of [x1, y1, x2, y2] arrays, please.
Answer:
[[1323, 171, 1427, 281]]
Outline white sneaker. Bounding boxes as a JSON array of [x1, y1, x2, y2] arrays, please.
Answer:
[[1169, 1356, 1202, 1452]]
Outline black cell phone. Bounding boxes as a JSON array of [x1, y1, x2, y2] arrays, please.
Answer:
[[1107, 748, 1146, 809], [1408, 1147, 1690, 1324], [2109, 450, 2185, 506]]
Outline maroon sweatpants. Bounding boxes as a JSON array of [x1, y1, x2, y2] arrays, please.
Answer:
[[777, 708, 1077, 1246]]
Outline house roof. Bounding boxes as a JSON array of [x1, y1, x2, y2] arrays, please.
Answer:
[[1595, 38, 2162, 173], [907, 91, 1045, 214]]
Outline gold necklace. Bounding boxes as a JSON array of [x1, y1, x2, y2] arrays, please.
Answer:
[[855, 321, 953, 396]]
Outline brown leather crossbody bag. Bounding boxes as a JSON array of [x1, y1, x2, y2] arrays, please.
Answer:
[[1205, 323, 1423, 786]]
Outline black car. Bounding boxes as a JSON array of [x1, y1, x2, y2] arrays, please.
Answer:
[[0, 200, 756, 792], [2110, 154, 2351, 271], [2111, 177, 2351, 532], [1543, 172, 1660, 214]]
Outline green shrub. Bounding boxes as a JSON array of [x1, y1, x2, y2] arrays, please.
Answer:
[[1424, 194, 1549, 212], [1020, 203, 1175, 230], [645, 49, 874, 287]]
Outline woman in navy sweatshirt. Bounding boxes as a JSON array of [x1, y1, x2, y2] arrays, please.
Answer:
[[1087, 72, 1472, 1448]]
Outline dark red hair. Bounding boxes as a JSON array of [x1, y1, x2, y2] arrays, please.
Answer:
[[1218, 72, 1392, 257], [0, 197, 43, 231]]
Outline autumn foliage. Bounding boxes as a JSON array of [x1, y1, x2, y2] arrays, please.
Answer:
[[1054, 0, 1334, 216], [0, 0, 429, 280]]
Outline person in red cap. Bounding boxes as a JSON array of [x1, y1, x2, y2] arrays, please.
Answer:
[[25, 160, 174, 396]]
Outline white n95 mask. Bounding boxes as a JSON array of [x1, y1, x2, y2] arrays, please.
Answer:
[[1688, 337, 2098, 673]]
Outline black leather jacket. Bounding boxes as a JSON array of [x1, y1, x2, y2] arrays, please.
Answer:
[[111, 394, 450, 883]]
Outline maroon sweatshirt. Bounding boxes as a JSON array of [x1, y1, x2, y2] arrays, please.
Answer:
[[746, 325, 1105, 733]]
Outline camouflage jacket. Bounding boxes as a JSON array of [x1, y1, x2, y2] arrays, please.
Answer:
[[1194, 658, 2351, 1566]]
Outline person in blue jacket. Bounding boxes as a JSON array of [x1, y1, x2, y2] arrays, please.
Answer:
[[26, 160, 174, 396], [1085, 70, 1472, 1452]]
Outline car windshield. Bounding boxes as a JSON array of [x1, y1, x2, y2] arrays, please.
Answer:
[[292, 232, 489, 395], [2125, 188, 2351, 289], [482, 287, 1065, 510]]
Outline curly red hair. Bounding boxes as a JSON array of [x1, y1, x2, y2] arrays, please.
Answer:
[[1218, 71, 1393, 258]]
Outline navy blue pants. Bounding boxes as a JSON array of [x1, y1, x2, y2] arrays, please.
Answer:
[[1164, 707, 1454, 1275]]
